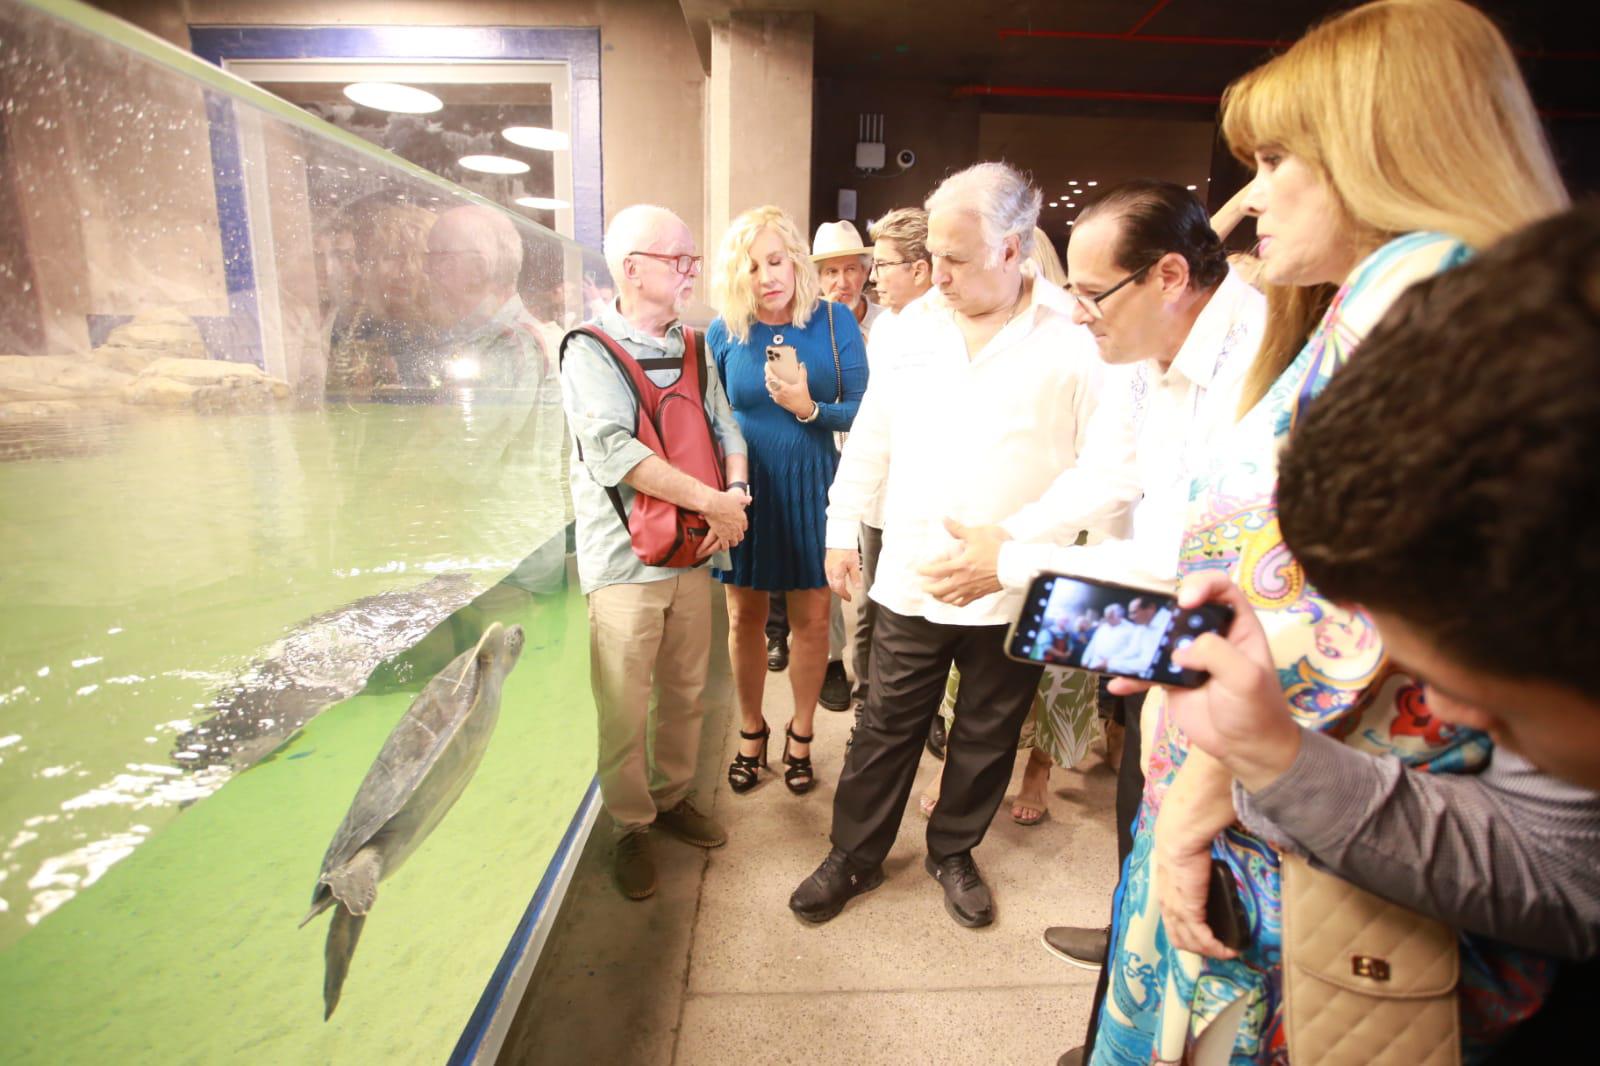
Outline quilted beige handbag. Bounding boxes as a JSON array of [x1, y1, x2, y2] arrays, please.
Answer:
[[1280, 851, 1461, 1065]]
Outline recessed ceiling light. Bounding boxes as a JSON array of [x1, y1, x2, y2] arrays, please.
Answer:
[[1067, 220, 1075, 226], [1049, 201, 1059, 208], [515, 196, 570, 210], [1087, 181, 1098, 187], [460, 155, 530, 175], [1068, 180, 1079, 186], [502, 126, 570, 151], [343, 82, 442, 114], [1186, 184, 1198, 190], [1066, 202, 1076, 208]]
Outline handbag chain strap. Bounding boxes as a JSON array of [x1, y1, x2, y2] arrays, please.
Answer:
[[826, 300, 843, 402]]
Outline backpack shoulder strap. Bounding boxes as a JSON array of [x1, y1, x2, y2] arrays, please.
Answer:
[[559, 325, 646, 531], [679, 325, 705, 399]]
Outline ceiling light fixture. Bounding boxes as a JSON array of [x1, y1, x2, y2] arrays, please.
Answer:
[[1087, 181, 1098, 187], [1186, 184, 1198, 190], [1068, 180, 1079, 186], [1049, 201, 1059, 208], [502, 126, 570, 152], [515, 196, 570, 210], [343, 82, 443, 114], [459, 155, 531, 175]]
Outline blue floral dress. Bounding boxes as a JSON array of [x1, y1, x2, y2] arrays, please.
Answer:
[[1093, 233, 1555, 1065]]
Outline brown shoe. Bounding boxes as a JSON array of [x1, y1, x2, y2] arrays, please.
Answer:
[[614, 830, 656, 900], [655, 798, 727, 848]]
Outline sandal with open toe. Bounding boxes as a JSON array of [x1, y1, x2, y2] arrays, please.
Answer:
[[782, 720, 815, 795], [1011, 790, 1048, 826], [728, 723, 769, 794]]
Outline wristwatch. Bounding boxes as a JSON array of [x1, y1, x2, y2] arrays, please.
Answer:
[[729, 480, 749, 495], [796, 401, 821, 424]]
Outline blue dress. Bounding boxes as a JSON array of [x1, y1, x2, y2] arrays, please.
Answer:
[[708, 299, 868, 591]]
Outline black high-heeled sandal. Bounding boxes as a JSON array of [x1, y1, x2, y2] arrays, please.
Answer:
[[782, 720, 815, 795], [728, 723, 770, 794]]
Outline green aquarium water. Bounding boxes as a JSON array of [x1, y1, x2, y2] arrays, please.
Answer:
[[0, 403, 597, 1062]]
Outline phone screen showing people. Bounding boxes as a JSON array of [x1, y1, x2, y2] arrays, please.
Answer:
[[1004, 572, 1234, 688]]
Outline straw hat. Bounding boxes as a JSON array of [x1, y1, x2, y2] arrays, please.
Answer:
[[811, 220, 873, 262]]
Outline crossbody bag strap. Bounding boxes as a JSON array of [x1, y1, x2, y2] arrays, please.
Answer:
[[826, 300, 843, 402], [560, 325, 640, 531]]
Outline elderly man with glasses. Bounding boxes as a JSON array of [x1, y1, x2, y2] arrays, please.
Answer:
[[560, 204, 751, 901], [917, 180, 1265, 1065], [789, 162, 1106, 929]]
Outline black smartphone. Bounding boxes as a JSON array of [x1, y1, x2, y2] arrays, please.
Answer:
[[1205, 858, 1251, 951], [1003, 571, 1234, 687]]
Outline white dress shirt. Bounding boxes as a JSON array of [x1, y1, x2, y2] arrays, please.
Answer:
[[996, 267, 1266, 591], [856, 308, 907, 530], [1107, 607, 1173, 675], [826, 277, 1103, 626], [1082, 618, 1143, 671], [859, 298, 886, 340]]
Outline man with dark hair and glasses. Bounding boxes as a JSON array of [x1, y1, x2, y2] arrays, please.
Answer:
[[917, 180, 1266, 1066]]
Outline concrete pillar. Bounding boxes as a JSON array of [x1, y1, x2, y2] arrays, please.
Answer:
[[706, 11, 813, 272]]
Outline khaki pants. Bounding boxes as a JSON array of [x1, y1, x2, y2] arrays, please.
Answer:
[[588, 570, 712, 834]]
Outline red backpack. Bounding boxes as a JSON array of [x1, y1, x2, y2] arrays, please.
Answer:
[[561, 325, 726, 569]]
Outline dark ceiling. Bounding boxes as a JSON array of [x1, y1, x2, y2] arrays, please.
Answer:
[[689, 0, 1598, 119]]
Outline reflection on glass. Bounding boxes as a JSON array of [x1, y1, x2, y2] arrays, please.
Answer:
[[458, 153, 531, 175], [501, 125, 568, 151], [341, 81, 443, 114], [0, 1, 605, 1059]]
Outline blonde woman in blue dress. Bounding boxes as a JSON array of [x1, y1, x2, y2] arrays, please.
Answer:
[[707, 206, 868, 796]]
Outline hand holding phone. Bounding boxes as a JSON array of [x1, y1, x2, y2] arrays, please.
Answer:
[[1155, 573, 1305, 792], [764, 343, 803, 385], [1205, 858, 1251, 952], [1005, 571, 1234, 687]]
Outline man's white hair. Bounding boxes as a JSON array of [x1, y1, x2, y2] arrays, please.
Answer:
[[924, 162, 1041, 264], [1104, 603, 1126, 622], [431, 204, 525, 288], [604, 204, 687, 284]]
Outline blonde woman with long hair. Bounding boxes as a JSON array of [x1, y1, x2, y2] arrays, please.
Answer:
[[708, 206, 868, 796], [1092, 1, 1569, 1063]]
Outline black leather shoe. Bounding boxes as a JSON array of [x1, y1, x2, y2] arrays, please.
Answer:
[[1042, 925, 1109, 971], [925, 715, 948, 761], [925, 852, 993, 927], [766, 635, 789, 672], [789, 847, 884, 923], [818, 659, 851, 711]]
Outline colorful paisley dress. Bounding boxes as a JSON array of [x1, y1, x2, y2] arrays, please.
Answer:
[[1092, 233, 1555, 1065]]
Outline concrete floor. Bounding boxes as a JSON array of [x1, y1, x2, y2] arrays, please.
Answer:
[[500, 596, 1120, 1066]]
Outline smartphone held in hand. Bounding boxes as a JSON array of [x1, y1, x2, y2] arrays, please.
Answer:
[[1003, 571, 1234, 687], [764, 343, 802, 385], [1206, 857, 1252, 951]]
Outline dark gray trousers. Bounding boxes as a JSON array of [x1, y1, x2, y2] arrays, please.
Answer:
[[851, 522, 883, 703], [830, 604, 1042, 867]]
